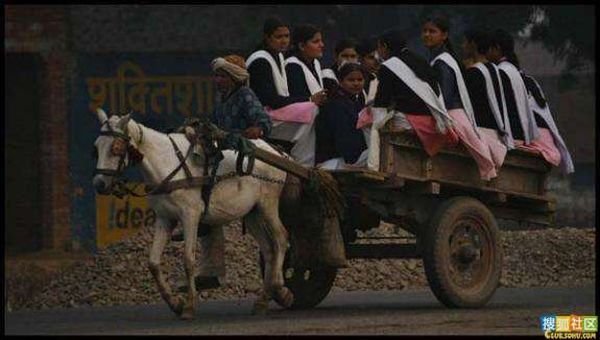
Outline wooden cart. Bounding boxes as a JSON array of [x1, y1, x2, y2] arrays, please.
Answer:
[[260, 125, 555, 310]]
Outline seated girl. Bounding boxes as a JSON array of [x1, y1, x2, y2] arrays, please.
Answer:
[[422, 14, 498, 180], [518, 73, 574, 174], [246, 19, 327, 167], [462, 28, 513, 169], [316, 62, 369, 170], [485, 30, 572, 174], [357, 29, 457, 171]]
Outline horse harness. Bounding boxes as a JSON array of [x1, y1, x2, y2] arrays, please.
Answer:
[[93, 120, 286, 223]]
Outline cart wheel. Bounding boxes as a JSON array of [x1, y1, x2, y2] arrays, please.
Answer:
[[422, 196, 502, 308], [259, 249, 337, 310]]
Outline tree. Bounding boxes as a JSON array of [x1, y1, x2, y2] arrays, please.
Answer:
[[417, 5, 594, 87], [527, 6, 594, 88]]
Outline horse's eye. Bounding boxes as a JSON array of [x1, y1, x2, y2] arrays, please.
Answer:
[[111, 138, 127, 156]]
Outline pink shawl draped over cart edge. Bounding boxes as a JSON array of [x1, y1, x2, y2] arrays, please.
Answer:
[[265, 101, 318, 124], [447, 109, 497, 180], [403, 114, 459, 156], [477, 127, 508, 168], [514, 128, 561, 166], [356, 107, 459, 156]]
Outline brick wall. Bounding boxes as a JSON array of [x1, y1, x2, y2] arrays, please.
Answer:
[[5, 6, 72, 251]]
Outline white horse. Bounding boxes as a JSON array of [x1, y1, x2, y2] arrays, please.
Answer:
[[92, 108, 293, 319]]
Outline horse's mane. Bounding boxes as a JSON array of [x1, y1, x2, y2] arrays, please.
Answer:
[[125, 119, 187, 148]]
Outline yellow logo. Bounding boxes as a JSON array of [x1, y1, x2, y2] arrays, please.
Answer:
[[556, 316, 571, 332]]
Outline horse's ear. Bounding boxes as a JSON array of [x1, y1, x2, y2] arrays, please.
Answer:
[[96, 108, 108, 124], [117, 114, 131, 132]]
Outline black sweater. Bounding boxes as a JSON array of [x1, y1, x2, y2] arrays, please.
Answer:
[[373, 63, 432, 115], [464, 63, 504, 131], [499, 70, 524, 140], [247, 49, 306, 109], [429, 47, 464, 110], [522, 74, 549, 129], [285, 55, 322, 98], [315, 88, 367, 164]]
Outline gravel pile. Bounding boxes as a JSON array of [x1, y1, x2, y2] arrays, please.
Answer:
[[6, 222, 595, 311]]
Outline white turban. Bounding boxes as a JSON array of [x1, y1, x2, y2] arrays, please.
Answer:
[[211, 57, 249, 84]]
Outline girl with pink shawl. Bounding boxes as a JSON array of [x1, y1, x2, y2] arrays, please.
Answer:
[[356, 29, 458, 171], [422, 14, 500, 180], [246, 19, 326, 167]]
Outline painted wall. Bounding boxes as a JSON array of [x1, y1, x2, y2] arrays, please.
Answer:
[[70, 53, 215, 251]]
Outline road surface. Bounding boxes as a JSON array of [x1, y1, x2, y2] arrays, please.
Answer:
[[5, 286, 595, 335]]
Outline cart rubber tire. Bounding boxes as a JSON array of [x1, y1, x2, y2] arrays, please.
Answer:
[[422, 196, 502, 308], [259, 251, 337, 310]]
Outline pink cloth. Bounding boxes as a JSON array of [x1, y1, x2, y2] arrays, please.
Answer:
[[266, 101, 318, 124], [404, 114, 459, 156], [356, 107, 373, 129], [448, 109, 497, 180], [516, 128, 561, 166], [477, 127, 508, 168]]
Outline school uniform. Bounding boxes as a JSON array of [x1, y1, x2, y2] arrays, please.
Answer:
[[364, 72, 379, 105], [248, 54, 325, 167], [321, 63, 339, 94], [286, 55, 325, 97], [357, 55, 456, 171], [246, 50, 319, 167], [430, 47, 500, 180], [517, 73, 574, 174], [496, 58, 539, 144], [316, 88, 368, 169], [465, 61, 515, 152], [247, 49, 306, 109]]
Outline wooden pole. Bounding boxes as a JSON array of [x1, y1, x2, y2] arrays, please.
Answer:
[[251, 147, 311, 180]]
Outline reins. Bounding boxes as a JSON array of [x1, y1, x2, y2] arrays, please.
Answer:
[[94, 120, 285, 201]]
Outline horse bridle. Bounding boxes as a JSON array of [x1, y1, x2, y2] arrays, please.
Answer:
[[92, 119, 207, 199], [93, 120, 132, 179]]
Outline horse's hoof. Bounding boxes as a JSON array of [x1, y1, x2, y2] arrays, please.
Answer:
[[276, 287, 294, 308], [251, 301, 269, 316], [170, 296, 185, 316], [180, 308, 195, 320]]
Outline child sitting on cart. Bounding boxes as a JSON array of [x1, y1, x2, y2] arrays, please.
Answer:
[[315, 62, 369, 170]]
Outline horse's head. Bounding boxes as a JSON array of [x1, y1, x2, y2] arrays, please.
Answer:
[[92, 108, 140, 195]]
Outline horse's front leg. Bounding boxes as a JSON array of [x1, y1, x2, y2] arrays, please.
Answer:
[[148, 218, 184, 316], [180, 211, 201, 320]]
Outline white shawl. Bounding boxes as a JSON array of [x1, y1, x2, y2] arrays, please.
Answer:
[[366, 57, 454, 170], [365, 76, 379, 105], [525, 75, 574, 174], [285, 56, 324, 95], [383, 57, 453, 132], [431, 52, 479, 135], [246, 50, 290, 97], [321, 68, 338, 84], [472, 62, 515, 149], [498, 61, 540, 144]]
